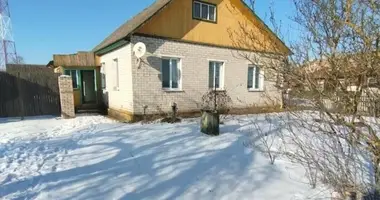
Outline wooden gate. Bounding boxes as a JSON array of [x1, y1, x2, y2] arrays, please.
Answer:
[[0, 64, 60, 117]]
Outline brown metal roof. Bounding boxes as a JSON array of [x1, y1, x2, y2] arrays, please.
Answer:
[[93, 0, 172, 52]]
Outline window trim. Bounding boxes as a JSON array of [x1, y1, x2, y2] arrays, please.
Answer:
[[192, 0, 217, 23], [161, 57, 182, 91], [100, 62, 106, 90], [248, 65, 265, 92], [113, 58, 119, 91], [209, 60, 225, 90]]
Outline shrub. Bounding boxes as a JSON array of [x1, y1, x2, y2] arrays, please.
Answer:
[[201, 90, 232, 122]]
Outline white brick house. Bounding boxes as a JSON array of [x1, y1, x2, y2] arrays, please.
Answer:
[[94, 0, 290, 121]]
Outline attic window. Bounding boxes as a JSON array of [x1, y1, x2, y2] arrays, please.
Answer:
[[193, 1, 216, 22]]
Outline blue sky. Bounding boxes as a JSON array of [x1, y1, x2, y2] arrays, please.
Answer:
[[10, 0, 296, 64]]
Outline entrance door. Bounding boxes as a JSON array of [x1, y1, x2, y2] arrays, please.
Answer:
[[81, 70, 96, 103]]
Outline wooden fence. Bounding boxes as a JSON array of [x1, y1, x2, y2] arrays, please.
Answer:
[[0, 65, 61, 117], [322, 96, 378, 116], [286, 94, 380, 116]]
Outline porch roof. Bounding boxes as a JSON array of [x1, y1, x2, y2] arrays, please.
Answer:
[[53, 51, 98, 67]]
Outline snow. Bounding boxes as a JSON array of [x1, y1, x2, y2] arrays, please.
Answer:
[[0, 114, 330, 200]]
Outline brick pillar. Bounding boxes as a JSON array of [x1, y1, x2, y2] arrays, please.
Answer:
[[58, 75, 75, 118]]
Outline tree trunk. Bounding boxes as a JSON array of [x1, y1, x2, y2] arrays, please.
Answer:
[[373, 156, 380, 195]]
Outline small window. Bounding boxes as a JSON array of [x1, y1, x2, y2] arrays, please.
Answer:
[[248, 65, 264, 91], [162, 57, 181, 89], [101, 62, 106, 90], [113, 59, 119, 90], [209, 61, 224, 89], [367, 77, 378, 88], [193, 1, 216, 22], [64, 69, 78, 89]]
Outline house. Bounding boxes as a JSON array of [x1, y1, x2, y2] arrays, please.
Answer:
[[295, 55, 380, 92], [55, 0, 290, 121], [93, 0, 290, 121]]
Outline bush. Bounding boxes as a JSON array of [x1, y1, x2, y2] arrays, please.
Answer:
[[201, 90, 232, 121]]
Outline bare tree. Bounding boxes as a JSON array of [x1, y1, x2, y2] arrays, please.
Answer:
[[248, 0, 256, 11], [230, 0, 380, 199], [250, 114, 283, 165], [288, 1, 380, 198], [201, 90, 233, 124]]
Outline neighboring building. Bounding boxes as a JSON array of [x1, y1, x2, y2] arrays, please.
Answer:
[[93, 0, 290, 121], [296, 56, 380, 92]]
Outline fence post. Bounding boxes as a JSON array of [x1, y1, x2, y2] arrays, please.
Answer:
[[17, 72, 24, 120], [58, 75, 75, 118]]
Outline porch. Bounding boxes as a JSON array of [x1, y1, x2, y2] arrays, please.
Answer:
[[52, 52, 104, 113]]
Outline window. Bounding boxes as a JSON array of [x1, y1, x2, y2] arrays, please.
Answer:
[[162, 57, 181, 89], [64, 70, 78, 89], [101, 62, 106, 90], [193, 1, 216, 22], [209, 61, 224, 89], [247, 65, 264, 91], [113, 59, 119, 90], [367, 77, 378, 88]]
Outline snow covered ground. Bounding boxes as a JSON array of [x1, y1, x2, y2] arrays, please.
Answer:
[[0, 114, 330, 200]]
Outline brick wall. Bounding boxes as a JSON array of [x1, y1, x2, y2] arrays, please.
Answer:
[[130, 35, 283, 115], [58, 75, 75, 118], [99, 43, 134, 113]]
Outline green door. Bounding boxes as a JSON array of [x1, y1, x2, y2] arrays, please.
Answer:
[[81, 70, 96, 103]]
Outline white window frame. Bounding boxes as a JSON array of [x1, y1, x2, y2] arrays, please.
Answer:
[[101, 62, 106, 90], [248, 65, 265, 91], [113, 58, 119, 91], [161, 57, 182, 91], [209, 60, 225, 90], [193, 1, 216, 22]]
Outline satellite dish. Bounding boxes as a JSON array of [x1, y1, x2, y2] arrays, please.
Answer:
[[133, 42, 146, 58]]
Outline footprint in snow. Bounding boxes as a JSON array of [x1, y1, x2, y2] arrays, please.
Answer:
[[55, 156, 64, 162], [37, 146, 45, 152], [15, 152, 21, 159], [0, 173, 16, 184], [45, 154, 56, 160], [53, 147, 61, 153], [37, 163, 43, 169]]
